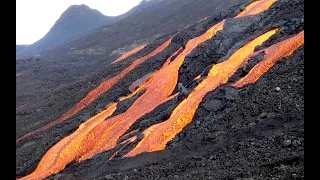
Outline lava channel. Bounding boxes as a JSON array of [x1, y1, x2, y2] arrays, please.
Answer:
[[16, 36, 172, 144], [232, 30, 304, 87], [124, 28, 278, 157]]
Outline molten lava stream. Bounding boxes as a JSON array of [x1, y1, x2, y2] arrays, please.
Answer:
[[235, 0, 278, 18], [16, 36, 173, 144], [232, 30, 304, 88], [17, 79, 158, 180], [111, 43, 148, 64], [75, 21, 225, 162], [125, 28, 278, 157], [17, 45, 182, 180], [18, 1, 280, 178], [16, 103, 118, 180]]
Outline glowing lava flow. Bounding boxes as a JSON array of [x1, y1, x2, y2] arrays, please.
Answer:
[[232, 30, 304, 88], [124, 28, 278, 157], [128, 47, 182, 92], [111, 44, 148, 64], [17, 81, 155, 180], [20, 20, 225, 180], [18, 1, 283, 179], [235, 0, 278, 18], [16, 37, 173, 144], [17, 103, 118, 180], [17, 44, 185, 180], [74, 21, 225, 162]]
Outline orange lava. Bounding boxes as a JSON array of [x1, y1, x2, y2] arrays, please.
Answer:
[[17, 103, 118, 180], [232, 30, 304, 88], [112, 44, 148, 64], [74, 21, 225, 162], [18, 44, 183, 180], [119, 129, 140, 142], [18, 1, 283, 179], [125, 28, 278, 157], [128, 47, 182, 92], [16, 37, 173, 144], [235, 0, 278, 18], [162, 47, 183, 68]]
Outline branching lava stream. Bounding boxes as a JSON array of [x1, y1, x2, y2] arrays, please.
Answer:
[[125, 28, 278, 157], [16, 37, 172, 144], [18, 18, 225, 180], [232, 30, 304, 87], [18, 1, 285, 179]]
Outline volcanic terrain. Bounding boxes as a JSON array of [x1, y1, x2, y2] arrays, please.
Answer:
[[16, 0, 304, 179]]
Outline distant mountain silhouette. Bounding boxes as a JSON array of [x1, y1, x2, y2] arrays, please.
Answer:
[[16, 4, 118, 59]]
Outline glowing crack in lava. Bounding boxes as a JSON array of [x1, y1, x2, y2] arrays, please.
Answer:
[[111, 44, 148, 64], [235, 0, 278, 18], [16, 37, 173, 144], [125, 28, 278, 157], [232, 30, 304, 88], [19, 20, 225, 180]]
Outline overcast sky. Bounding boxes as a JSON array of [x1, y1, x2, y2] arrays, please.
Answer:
[[16, 0, 143, 45]]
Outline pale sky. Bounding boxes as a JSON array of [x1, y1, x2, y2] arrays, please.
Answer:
[[16, 0, 143, 45]]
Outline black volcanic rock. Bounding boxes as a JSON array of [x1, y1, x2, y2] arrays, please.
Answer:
[[16, 4, 118, 59]]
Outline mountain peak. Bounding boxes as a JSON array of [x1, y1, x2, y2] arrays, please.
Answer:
[[66, 4, 92, 11]]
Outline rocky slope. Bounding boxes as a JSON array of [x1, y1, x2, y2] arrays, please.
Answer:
[[16, 0, 304, 179], [16, 0, 247, 112]]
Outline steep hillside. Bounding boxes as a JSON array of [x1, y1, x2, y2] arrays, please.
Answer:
[[16, 0, 304, 179], [16, 4, 118, 59], [16, 0, 248, 111]]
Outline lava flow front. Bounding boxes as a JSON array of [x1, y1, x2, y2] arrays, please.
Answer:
[[16, 37, 172, 144], [124, 28, 278, 157]]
